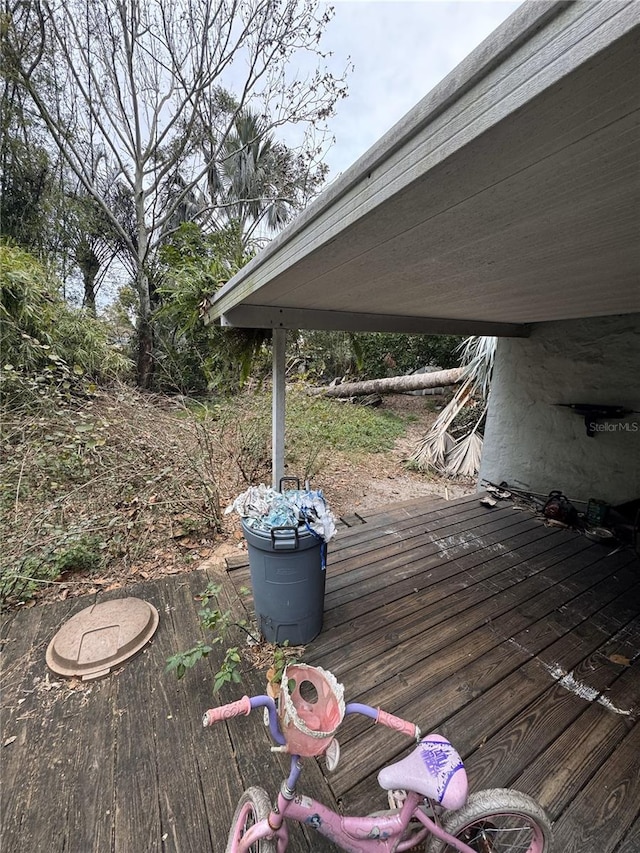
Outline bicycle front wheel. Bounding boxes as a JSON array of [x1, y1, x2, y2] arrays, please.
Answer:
[[225, 787, 276, 853], [429, 788, 552, 853]]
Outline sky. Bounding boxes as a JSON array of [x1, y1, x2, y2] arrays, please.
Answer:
[[316, 0, 523, 179]]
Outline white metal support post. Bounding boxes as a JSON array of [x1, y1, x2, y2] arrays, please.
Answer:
[[272, 327, 286, 490]]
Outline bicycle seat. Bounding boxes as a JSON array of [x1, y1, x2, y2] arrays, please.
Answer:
[[377, 734, 468, 810]]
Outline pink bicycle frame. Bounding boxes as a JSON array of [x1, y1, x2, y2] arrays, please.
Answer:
[[235, 786, 479, 853], [207, 696, 479, 853]]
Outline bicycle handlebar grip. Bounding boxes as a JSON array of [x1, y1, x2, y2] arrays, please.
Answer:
[[202, 696, 252, 727], [376, 708, 419, 739]]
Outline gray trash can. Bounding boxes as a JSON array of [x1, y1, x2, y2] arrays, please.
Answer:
[[241, 519, 326, 644]]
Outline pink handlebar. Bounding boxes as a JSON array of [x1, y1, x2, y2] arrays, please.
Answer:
[[376, 708, 420, 739], [202, 695, 252, 727]]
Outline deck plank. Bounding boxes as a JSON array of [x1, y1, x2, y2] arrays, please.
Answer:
[[2, 494, 639, 851], [512, 656, 640, 820], [307, 540, 627, 683], [461, 614, 640, 790], [322, 515, 558, 614], [112, 581, 165, 853], [334, 553, 638, 749], [614, 815, 640, 853], [332, 561, 638, 811], [551, 723, 640, 853], [0, 597, 98, 852]]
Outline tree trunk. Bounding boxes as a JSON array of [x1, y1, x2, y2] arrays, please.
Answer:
[[134, 171, 153, 388], [312, 367, 463, 398], [137, 313, 154, 389], [80, 264, 98, 317]]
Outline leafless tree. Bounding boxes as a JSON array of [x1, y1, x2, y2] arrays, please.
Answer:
[[4, 0, 349, 386]]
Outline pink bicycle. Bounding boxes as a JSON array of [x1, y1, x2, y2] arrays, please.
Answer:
[[203, 664, 552, 853]]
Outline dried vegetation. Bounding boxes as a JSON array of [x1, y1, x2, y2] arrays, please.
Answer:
[[2, 383, 450, 608], [1, 384, 271, 606]]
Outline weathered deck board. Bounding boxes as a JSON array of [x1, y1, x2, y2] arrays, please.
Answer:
[[339, 575, 640, 813], [2, 494, 639, 851], [459, 611, 640, 787], [615, 815, 640, 853], [513, 657, 640, 820], [551, 723, 640, 853], [308, 537, 617, 683], [1, 595, 99, 852]]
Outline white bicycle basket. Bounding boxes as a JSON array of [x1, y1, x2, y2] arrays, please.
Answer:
[[278, 664, 345, 756]]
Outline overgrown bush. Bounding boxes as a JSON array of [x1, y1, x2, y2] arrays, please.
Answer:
[[352, 333, 463, 378], [289, 331, 359, 380], [289, 331, 463, 382], [0, 385, 226, 605], [154, 223, 270, 394], [0, 242, 131, 409]]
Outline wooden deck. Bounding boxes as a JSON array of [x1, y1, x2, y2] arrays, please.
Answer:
[[2, 493, 639, 852]]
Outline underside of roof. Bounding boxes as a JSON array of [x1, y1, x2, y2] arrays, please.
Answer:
[[206, 0, 640, 338]]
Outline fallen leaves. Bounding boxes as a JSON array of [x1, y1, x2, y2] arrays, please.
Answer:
[[609, 654, 631, 666]]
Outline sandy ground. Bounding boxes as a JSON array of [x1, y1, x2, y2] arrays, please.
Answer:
[[315, 394, 475, 517]]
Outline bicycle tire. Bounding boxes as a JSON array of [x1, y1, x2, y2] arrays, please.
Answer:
[[225, 787, 276, 853], [427, 788, 552, 853]]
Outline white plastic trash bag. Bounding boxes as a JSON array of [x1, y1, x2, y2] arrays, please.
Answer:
[[225, 483, 337, 544]]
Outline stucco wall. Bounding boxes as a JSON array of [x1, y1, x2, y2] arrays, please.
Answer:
[[480, 314, 640, 506]]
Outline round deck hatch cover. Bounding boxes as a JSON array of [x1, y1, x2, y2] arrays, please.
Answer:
[[46, 597, 159, 681]]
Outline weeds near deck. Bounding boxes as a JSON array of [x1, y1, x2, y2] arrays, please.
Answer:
[[1, 384, 412, 607]]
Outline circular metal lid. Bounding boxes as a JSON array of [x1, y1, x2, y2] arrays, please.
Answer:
[[46, 597, 159, 681]]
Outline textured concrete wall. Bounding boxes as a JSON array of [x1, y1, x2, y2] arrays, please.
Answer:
[[480, 314, 640, 505]]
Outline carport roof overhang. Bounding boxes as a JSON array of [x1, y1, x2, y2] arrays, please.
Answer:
[[205, 0, 640, 339]]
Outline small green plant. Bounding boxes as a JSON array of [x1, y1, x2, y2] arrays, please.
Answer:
[[0, 533, 103, 604], [166, 582, 259, 692], [267, 642, 299, 695], [214, 647, 243, 693], [166, 582, 301, 694], [165, 640, 215, 680]]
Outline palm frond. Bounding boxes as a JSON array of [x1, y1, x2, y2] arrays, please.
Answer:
[[409, 379, 473, 470], [456, 336, 496, 400], [445, 431, 484, 478], [411, 430, 456, 471], [410, 336, 495, 475]]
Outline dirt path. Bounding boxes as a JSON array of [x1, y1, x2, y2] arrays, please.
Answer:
[[316, 394, 475, 517]]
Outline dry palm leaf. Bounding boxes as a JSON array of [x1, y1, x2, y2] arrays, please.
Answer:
[[411, 429, 456, 471], [410, 380, 473, 471], [445, 431, 484, 478], [410, 336, 496, 474]]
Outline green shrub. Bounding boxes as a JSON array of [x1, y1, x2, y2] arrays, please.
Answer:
[[351, 332, 463, 378], [0, 533, 103, 604], [290, 331, 359, 380], [290, 331, 463, 382], [0, 242, 132, 409], [154, 223, 270, 394]]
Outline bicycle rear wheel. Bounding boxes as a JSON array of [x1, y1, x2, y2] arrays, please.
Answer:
[[428, 788, 552, 853], [225, 787, 276, 853]]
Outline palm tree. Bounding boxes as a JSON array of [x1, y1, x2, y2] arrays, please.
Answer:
[[208, 109, 325, 251]]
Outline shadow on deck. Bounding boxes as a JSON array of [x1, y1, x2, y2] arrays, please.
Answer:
[[2, 493, 639, 852]]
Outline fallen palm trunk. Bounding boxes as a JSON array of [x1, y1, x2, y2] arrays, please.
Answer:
[[311, 367, 463, 398]]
